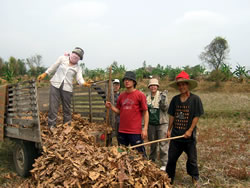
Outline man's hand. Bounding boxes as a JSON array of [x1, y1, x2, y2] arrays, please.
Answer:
[[166, 130, 171, 138], [105, 101, 112, 109], [83, 82, 91, 87], [83, 80, 92, 88], [184, 129, 193, 138], [141, 129, 148, 140], [37, 73, 47, 82]]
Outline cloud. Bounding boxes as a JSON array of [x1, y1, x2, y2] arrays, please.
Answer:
[[55, 1, 108, 21], [175, 10, 227, 26]]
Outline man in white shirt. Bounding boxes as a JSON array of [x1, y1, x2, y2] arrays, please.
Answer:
[[37, 47, 90, 129]]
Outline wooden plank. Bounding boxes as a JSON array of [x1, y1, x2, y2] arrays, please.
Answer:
[[7, 112, 38, 117], [8, 96, 36, 101], [73, 93, 89, 97], [105, 66, 112, 145], [8, 89, 36, 96], [73, 98, 104, 102], [8, 101, 37, 107], [7, 106, 37, 112], [73, 93, 103, 98], [76, 112, 106, 118], [0, 95, 7, 102], [91, 119, 105, 122], [73, 107, 105, 111], [73, 90, 89, 94], [7, 84, 35, 91], [72, 102, 104, 106], [89, 87, 92, 122], [5, 126, 40, 143], [33, 81, 42, 143], [8, 80, 36, 87], [6, 118, 38, 128], [0, 85, 7, 141]]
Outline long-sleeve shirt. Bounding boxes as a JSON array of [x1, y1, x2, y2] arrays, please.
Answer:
[[45, 56, 85, 92]]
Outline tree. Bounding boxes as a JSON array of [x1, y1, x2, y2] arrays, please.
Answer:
[[0, 57, 4, 76], [143, 61, 146, 69], [151, 64, 165, 78], [233, 64, 250, 82], [111, 61, 126, 76], [17, 59, 27, 75], [183, 65, 206, 80], [199, 36, 230, 86], [200, 36, 229, 70], [219, 63, 233, 81], [26, 54, 44, 77]]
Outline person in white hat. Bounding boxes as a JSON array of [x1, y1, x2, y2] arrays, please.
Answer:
[[146, 78, 169, 171], [166, 71, 204, 186], [37, 47, 91, 130], [113, 79, 120, 96]]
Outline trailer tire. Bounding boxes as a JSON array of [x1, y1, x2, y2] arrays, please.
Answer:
[[13, 140, 37, 177]]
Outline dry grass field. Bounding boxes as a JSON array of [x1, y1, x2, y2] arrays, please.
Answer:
[[0, 81, 249, 187]]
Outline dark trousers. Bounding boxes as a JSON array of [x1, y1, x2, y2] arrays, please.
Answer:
[[166, 140, 199, 183], [117, 132, 147, 157], [48, 84, 72, 127]]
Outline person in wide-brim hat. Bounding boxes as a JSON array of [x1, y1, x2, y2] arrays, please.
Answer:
[[169, 71, 197, 90], [165, 70, 204, 186]]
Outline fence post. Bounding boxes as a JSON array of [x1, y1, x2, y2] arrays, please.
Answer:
[[88, 87, 93, 123]]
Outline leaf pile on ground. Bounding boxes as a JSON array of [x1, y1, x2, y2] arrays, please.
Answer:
[[20, 112, 171, 188]]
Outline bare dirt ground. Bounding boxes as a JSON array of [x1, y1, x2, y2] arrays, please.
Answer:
[[0, 89, 249, 187]]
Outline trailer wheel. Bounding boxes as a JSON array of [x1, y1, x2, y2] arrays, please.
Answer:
[[13, 141, 37, 177]]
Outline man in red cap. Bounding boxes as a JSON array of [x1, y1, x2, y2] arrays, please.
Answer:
[[165, 71, 204, 186]]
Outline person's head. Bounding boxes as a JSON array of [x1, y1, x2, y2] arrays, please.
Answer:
[[169, 71, 197, 94], [177, 81, 189, 94], [122, 71, 137, 89], [113, 79, 120, 93], [148, 78, 159, 95], [70, 47, 84, 64]]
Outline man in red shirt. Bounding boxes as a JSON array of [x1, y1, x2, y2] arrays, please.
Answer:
[[106, 71, 149, 155]]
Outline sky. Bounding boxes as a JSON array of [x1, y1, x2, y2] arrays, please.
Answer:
[[0, 0, 250, 71]]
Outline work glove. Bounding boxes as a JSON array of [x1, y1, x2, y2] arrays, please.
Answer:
[[159, 90, 168, 111], [83, 80, 93, 88], [37, 73, 47, 81]]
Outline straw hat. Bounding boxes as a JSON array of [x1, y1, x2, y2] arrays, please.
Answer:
[[148, 78, 159, 88], [169, 71, 197, 90]]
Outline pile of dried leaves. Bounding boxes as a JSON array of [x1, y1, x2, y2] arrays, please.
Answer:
[[21, 112, 171, 187]]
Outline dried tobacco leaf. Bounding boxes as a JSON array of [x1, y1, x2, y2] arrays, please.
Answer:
[[19, 112, 171, 188]]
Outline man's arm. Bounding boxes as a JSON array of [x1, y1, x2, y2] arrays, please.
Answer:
[[105, 101, 120, 114], [184, 117, 199, 138], [166, 115, 174, 138], [45, 56, 62, 75], [141, 110, 149, 140], [76, 67, 85, 85]]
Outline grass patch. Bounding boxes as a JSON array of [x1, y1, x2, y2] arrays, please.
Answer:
[[0, 140, 15, 185], [171, 117, 250, 187], [0, 140, 24, 187]]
